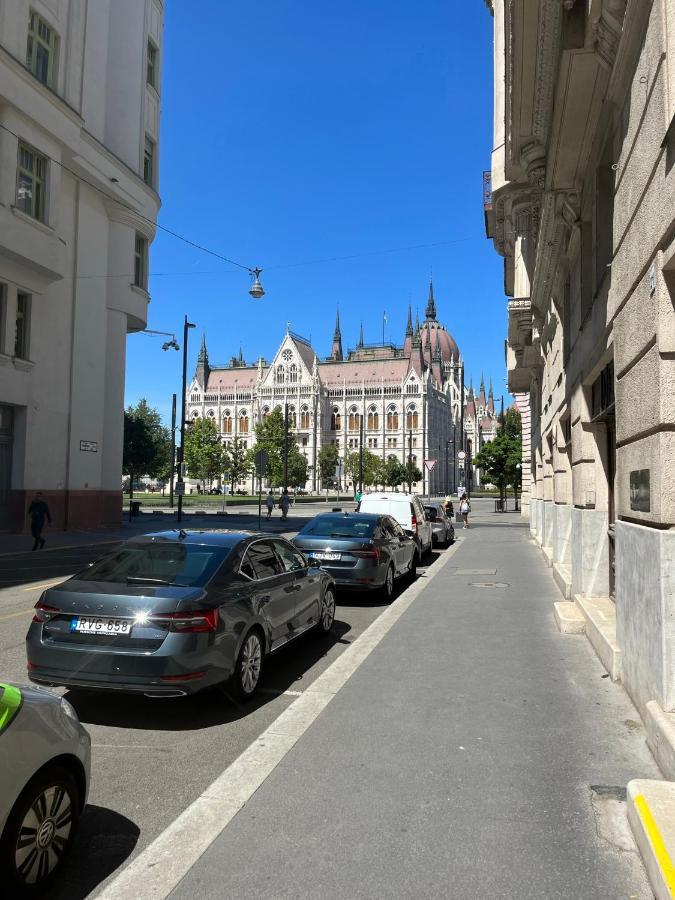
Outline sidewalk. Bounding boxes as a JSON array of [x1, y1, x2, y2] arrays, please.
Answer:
[[113, 510, 659, 899]]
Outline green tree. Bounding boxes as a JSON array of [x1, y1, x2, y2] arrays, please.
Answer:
[[223, 436, 251, 493], [250, 406, 302, 488], [473, 408, 522, 499], [345, 450, 380, 488], [123, 399, 171, 499], [404, 460, 423, 490], [287, 447, 309, 489], [371, 457, 388, 489], [184, 417, 225, 488], [317, 444, 339, 488], [385, 456, 406, 489]]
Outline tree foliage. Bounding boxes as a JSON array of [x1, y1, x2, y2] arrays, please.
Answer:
[[184, 417, 225, 487], [249, 406, 307, 488], [473, 407, 522, 494], [345, 450, 381, 487], [317, 444, 339, 488], [224, 437, 251, 493], [123, 400, 171, 498]]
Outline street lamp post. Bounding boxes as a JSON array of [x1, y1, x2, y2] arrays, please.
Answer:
[[283, 402, 289, 494], [445, 438, 455, 496], [358, 413, 364, 493], [169, 393, 176, 508], [177, 315, 196, 524], [407, 428, 413, 493]]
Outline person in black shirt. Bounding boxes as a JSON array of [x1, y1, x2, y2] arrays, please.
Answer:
[[28, 492, 52, 551]]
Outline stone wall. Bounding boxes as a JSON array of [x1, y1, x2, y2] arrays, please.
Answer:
[[571, 508, 609, 598]]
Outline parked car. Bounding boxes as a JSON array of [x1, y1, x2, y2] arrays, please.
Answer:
[[209, 487, 222, 495], [357, 492, 433, 558], [26, 531, 336, 702], [424, 503, 455, 548], [0, 681, 90, 894], [293, 512, 416, 600]]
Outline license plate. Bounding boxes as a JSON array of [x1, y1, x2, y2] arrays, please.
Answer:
[[311, 552, 341, 561], [70, 616, 132, 635]]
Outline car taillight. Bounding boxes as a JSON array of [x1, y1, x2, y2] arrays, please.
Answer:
[[150, 609, 219, 633], [411, 514, 418, 535], [351, 545, 381, 561], [32, 600, 61, 623]]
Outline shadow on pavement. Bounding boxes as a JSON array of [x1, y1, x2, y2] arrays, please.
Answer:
[[65, 619, 353, 731], [36, 804, 139, 900]]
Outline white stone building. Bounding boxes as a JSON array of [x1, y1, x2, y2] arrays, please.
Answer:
[[485, 0, 675, 742], [186, 284, 493, 495], [0, 0, 163, 530]]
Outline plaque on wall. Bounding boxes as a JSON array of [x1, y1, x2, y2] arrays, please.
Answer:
[[630, 469, 650, 512]]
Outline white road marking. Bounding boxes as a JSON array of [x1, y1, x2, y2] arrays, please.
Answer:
[[97, 542, 463, 900], [257, 688, 303, 697], [22, 579, 66, 592]]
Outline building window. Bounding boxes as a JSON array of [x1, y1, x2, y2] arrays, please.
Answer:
[[239, 412, 249, 433], [288, 406, 297, 428], [223, 411, 233, 433], [134, 235, 148, 290], [276, 365, 285, 384], [406, 406, 419, 429], [300, 406, 310, 429], [367, 407, 379, 431], [387, 437, 398, 449], [348, 408, 360, 432], [144, 136, 155, 187], [367, 438, 378, 449], [147, 40, 158, 89], [26, 11, 58, 88], [331, 408, 341, 431], [301, 436, 308, 447], [289, 363, 298, 383], [386, 407, 398, 431], [15, 293, 31, 359], [17, 142, 47, 222]]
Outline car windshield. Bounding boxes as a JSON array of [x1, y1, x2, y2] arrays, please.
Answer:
[[72, 542, 230, 587], [301, 517, 376, 538]]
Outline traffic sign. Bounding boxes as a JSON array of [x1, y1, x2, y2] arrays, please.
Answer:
[[254, 449, 269, 477], [457, 450, 466, 461], [175, 481, 185, 496], [423, 459, 437, 472]]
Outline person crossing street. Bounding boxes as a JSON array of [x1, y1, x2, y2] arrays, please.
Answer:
[[27, 491, 52, 550]]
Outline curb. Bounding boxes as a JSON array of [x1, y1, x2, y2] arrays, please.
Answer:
[[627, 779, 675, 899]]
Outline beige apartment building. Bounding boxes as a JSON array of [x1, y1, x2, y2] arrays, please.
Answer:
[[485, 0, 675, 739], [0, 0, 163, 531]]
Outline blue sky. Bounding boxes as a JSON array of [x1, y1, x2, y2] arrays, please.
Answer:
[[125, 0, 505, 422]]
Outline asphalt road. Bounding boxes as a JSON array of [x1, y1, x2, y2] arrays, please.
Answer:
[[0, 524, 448, 899]]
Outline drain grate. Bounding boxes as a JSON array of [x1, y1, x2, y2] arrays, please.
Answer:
[[454, 568, 498, 576], [469, 582, 510, 588]]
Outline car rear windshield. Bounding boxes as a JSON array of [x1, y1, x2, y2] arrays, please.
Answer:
[[72, 542, 229, 587], [301, 517, 376, 538]]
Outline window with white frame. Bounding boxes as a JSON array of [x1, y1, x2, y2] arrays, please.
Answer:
[[300, 406, 310, 429], [17, 142, 47, 222], [26, 10, 58, 88], [14, 293, 31, 359], [239, 411, 249, 433], [386, 405, 398, 431], [144, 136, 155, 187], [289, 363, 298, 383], [134, 234, 148, 290]]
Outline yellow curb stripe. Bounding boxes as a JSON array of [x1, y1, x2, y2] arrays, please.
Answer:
[[635, 794, 675, 897]]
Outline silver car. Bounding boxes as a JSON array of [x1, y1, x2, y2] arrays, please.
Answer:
[[0, 682, 90, 894], [424, 503, 455, 547]]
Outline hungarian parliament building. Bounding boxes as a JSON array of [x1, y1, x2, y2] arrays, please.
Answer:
[[186, 283, 498, 494]]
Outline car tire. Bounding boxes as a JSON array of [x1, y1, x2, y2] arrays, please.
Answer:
[[408, 552, 418, 582], [315, 586, 336, 635], [380, 564, 395, 602], [1, 764, 81, 895], [231, 629, 264, 702]]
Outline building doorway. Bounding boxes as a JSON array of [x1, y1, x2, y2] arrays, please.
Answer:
[[0, 405, 13, 531], [607, 416, 616, 601], [591, 361, 616, 601]]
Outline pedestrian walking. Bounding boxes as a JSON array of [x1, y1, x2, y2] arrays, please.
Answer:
[[27, 491, 52, 550], [443, 495, 454, 518], [459, 493, 471, 529], [279, 490, 291, 521], [265, 491, 275, 520]]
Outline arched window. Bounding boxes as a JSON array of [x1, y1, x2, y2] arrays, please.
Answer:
[[192, 410, 199, 419], [367, 405, 379, 431], [289, 363, 298, 384], [330, 407, 341, 431], [288, 405, 297, 428], [207, 409, 215, 418], [300, 405, 310, 429], [276, 365, 285, 384], [239, 410, 249, 433], [406, 405, 419, 430], [223, 409, 232, 434], [386, 405, 399, 431], [348, 406, 360, 432]]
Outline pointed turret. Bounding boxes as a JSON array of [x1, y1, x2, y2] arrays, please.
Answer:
[[477, 372, 487, 407], [487, 378, 495, 414], [358, 321, 365, 348], [238, 346, 244, 365], [425, 279, 437, 320], [405, 305, 413, 337], [195, 334, 210, 387], [433, 329, 442, 360], [331, 308, 343, 361]]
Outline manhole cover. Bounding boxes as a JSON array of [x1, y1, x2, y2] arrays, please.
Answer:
[[469, 582, 510, 588]]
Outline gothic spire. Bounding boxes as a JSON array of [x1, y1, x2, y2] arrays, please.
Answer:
[[331, 308, 343, 361], [480, 372, 485, 394], [488, 377, 493, 399], [424, 325, 432, 351], [414, 310, 420, 334], [434, 329, 442, 359], [405, 304, 413, 337], [333, 308, 341, 341], [198, 333, 208, 363], [425, 279, 437, 320], [195, 334, 210, 387], [238, 346, 244, 365], [358, 321, 364, 347]]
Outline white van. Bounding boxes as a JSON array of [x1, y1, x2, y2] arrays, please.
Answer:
[[358, 492, 433, 558]]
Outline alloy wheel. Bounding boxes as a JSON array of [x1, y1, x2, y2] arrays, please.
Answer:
[[320, 589, 335, 631], [240, 633, 262, 695], [15, 785, 73, 885], [385, 566, 394, 598]]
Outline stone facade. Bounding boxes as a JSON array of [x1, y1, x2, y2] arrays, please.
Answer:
[[186, 285, 497, 495], [485, 0, 675, 718], [0, 0, 163, 531]]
